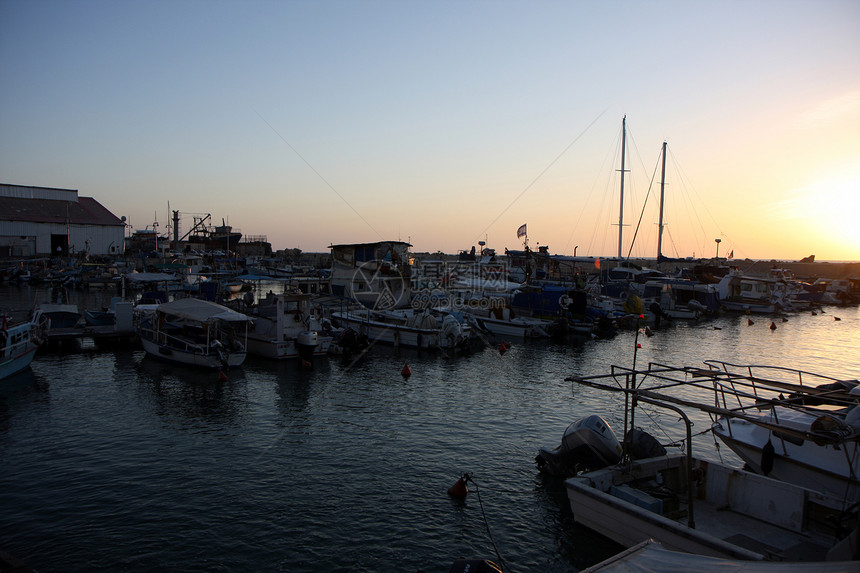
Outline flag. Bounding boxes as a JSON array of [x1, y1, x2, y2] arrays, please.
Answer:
[[728, 250, 734, 259], [516, 223, 527, 239]]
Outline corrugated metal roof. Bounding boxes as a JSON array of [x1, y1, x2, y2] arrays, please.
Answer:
[[0, 196, 125, 227]]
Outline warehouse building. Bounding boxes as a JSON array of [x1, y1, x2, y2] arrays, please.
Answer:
[[0, 184, 125, 258]]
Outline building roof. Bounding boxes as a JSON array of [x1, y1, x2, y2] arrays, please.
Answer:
[[0, 196, 125, 227]]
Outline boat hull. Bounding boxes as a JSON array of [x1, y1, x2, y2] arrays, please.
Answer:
[[0, 343, 39, 380], [139, 334, 246, 369], [245, 335, 332, 360], [565, 453, 851, 561], [713, 418, 860, 503], [1, 321, 41, 380]]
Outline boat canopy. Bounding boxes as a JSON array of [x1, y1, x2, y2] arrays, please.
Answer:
[[156, 298, 251, 323]]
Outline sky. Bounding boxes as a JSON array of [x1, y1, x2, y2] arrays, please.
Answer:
[[1, 0, 859, 261]]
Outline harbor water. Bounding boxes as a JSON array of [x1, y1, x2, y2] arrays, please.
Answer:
[[1, 284, 859, 572]]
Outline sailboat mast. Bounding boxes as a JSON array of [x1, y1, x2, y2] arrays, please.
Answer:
[[617, 116, 628, 258], [657, 140, 667, 260]]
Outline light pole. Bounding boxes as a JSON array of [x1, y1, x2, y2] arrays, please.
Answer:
[[715, 238, 722, 259]]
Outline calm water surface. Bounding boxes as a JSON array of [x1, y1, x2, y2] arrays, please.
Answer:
[[1, 285, 859, 572]]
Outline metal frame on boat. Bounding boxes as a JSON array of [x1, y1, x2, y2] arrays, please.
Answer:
[[136, 298, 251, 369]]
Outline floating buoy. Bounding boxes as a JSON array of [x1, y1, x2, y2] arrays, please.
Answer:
[[770, 322, 777, 331], [782, 317, 788, 322], [644, 326, 654, 337], [301, 358, 312, 369], [401, 363, 412, 379], [713, 326, 722, 330], [498, 341, 512, 355], [218, 370, 229, 382], [636, 343, 642, 348], [447, 476, 469, 499], [811, 311, 817, 316], [835, 316, 842, 321], [747, 318, 755, 326]]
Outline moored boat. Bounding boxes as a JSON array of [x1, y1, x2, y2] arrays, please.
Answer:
[[136, 298, 251, 369], [544, 363, 860, 563], [0, 316, 44, 380], [243, 291, 333, 360], [331, 307, 480, 351]]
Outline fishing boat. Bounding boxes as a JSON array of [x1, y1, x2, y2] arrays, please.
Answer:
[[0, 317, 43, 380], [330, 307, 480, 351], [714, 270, 792, 314], [543, 363, 860, 562], [136, 298, 251, 369], [243, 291, 333, 360]]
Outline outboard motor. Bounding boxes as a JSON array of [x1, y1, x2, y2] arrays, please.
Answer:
[[536, 415, 623, 477]]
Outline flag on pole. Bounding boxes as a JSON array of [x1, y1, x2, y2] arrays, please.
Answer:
[[516, 224, 527, 239], [728, 250, 734, 259]]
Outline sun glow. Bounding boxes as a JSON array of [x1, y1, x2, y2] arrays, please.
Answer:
[[796, 172, 860, 260]]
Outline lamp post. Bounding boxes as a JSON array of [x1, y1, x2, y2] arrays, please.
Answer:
[[715, 238, 722, 259]]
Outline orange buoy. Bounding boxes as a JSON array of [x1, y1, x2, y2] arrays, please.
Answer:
[[644, 326, 654, 337], [401, 363, 412, 379], [498, 341, 511, 355], [747, 318, 755, 326], [447, 476, 468, 499], [770, 322, 776, 330], [218, 370, 229, 382]]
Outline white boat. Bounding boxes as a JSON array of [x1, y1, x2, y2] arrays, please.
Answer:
[[553, 364, 860, 562], [565, 452, 856, 561], [243, 291, 333, 360], [715, 270, 793, 313], [701, 360, 860, 503], [0, 317, 43, 380], [136, 298, 251, 369], [434, 300, 552, 340], [331, 307, 479, 351]]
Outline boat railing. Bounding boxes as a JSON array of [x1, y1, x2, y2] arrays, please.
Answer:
[[139, 324, 209, 355], [568, 362, 859, 446]]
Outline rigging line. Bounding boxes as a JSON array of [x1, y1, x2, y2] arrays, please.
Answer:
[[624, 146, 663, 260], [564, 122, 618, 254], [471, 108, 608, 245], [468, 475, 508, 572], [667, 146, 737, 253], [256, 111, 383, 240]]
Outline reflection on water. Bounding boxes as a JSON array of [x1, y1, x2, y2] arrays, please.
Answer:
[[1, 281, 858, 572]]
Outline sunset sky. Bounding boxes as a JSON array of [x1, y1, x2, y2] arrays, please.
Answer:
[[2, 1, 858, 261]]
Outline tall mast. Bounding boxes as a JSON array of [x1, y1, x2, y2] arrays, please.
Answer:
[[617, 116, 628, 258], [657, 140, 667, 259]]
